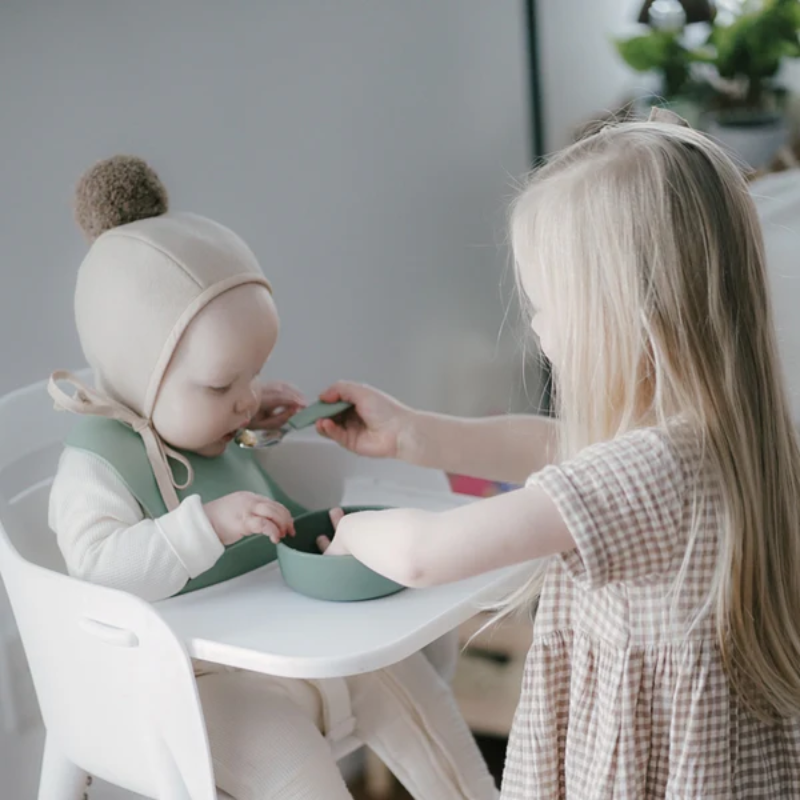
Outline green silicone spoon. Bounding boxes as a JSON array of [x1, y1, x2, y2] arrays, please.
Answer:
[[235, 400, 353, 449]]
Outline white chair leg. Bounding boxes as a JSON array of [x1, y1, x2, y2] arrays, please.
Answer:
[[38, 733, 90, 800]]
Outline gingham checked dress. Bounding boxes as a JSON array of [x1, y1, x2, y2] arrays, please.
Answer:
[[501, 425, 800, 799]]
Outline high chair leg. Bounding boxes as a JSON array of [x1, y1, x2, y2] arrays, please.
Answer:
[[37, 733, 90, 800]]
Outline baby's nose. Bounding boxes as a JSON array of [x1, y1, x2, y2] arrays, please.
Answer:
[[236, 386, 260, 419]]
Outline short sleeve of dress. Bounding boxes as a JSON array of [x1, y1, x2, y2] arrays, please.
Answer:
[[527, 427, 687, 590]]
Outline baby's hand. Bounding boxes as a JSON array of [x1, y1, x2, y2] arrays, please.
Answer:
[[249, 381, 307, 431], [317, 507, 348, 555], [204, 492, 295, 546]]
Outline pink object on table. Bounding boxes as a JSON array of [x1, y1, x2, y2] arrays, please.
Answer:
[[447, 474, 498, 498]]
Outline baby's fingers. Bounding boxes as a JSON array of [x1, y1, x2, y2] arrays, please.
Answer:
[[244, 513, 271, 537], [261, 521, 283, 545], [258, 405, 297, 430], [276, 384, 308, 408], [252, 502, 295, 539]]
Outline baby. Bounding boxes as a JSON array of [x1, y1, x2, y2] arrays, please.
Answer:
[[48, 156, 497, 800]]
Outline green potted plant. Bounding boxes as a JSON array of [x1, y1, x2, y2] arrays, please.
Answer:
[[701, 0, 800, 167], [615, 0, 713, 126]]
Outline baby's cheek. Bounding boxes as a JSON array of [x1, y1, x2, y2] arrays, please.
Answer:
[[153, 397, 209, 449]]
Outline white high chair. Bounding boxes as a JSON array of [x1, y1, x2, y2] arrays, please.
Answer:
[[0, 373, 218, 798], [0, 370, 456, 800]]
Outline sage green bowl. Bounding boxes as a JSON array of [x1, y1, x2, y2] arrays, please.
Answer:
[[277, 505, 405, 602]]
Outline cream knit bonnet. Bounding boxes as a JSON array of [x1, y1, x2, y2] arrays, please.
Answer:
[[49, 156, 273, 511]]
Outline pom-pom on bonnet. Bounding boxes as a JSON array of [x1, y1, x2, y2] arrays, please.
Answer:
[[49, 156, 273, 510], [74, 155, 169, 241]]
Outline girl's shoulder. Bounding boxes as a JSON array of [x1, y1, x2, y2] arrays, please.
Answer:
[[527, 420, 713, 590], [537, 419, 705, 491]]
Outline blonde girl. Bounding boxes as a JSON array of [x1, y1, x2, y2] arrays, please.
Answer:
[[318, 110, 800, 798]]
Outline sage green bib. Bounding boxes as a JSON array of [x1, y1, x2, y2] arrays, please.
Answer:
[[65, 417, 308, 596]]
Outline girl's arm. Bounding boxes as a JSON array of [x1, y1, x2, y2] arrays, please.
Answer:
[[327, 485, 573, 587], [318, 381, 559, 485], [405, 412, 558, 485]]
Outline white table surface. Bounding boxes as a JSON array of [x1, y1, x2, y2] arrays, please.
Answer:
[[157, 479, 534, 678]]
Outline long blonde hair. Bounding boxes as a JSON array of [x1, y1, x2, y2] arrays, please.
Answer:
[[509, 120, 800, 720]]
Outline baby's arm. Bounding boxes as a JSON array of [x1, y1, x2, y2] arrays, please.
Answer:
[[49, 447, 224, 601], [327, 485, 573, 587]]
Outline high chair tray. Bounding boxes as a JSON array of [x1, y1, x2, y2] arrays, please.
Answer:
[[156, 481, 535, 679]]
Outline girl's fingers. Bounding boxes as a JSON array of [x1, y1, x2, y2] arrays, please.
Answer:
[[319, 535, 347, 556], [317, 418, 347, 444], [319, 381, 360, 405], [319, 384, 344, 403]]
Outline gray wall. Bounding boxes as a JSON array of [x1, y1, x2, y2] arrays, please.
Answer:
[[538, 0, 640, 147], [0, 0, 534, 414], [0, 2, 533, 796]]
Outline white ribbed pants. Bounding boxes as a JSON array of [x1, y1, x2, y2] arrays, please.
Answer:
[[197, 641, 497, 800]]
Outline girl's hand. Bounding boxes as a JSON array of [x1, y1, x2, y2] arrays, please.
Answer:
[[204, 492, 295, 546], [317, 507, 348, 555], [315, 381, 416, 460], [319, 507, 427, 585], [249, 381, 307, 431]]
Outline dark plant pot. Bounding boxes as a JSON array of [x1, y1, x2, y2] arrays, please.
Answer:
[[705, 110, 788, 169]]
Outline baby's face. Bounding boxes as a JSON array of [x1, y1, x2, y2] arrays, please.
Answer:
[[153, 284, 279, 457]]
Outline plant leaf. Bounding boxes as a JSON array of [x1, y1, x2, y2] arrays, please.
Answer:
[[615, 33, 671, 72]]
